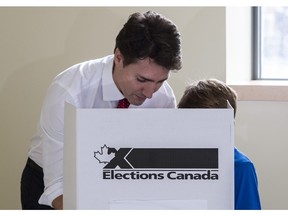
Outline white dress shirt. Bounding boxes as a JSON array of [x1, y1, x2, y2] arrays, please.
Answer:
[[28, 55, 176, 206]]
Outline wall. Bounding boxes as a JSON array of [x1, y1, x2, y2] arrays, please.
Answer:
[[226, 7, 288, 209], [235, 101, 288, 209], [0, 7, 286, 210]]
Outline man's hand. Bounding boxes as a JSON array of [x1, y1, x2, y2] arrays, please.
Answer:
[[52, 195, 63, 210]]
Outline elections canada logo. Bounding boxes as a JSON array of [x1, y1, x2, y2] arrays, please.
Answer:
[[94, 145, 219, 181]]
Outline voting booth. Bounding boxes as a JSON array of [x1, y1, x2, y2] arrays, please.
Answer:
[[63, 103, 234, 210]]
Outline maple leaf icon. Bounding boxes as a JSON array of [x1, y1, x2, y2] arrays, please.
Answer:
[[94, 145, 116, 164]]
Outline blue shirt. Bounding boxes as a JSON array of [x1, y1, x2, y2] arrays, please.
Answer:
[[234, 147, 261, 210]]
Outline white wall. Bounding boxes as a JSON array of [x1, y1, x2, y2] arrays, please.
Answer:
[[0, 7, 286, 210]]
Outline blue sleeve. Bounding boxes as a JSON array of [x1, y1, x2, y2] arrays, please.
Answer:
[[235, 161, 262, 210]]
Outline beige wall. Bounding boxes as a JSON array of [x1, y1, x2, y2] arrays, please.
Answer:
[[0, 7, 286, 210], [235, 101, 288, 209]]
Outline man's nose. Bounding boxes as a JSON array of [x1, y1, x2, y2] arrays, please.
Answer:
[[142, 83, 157, 99]]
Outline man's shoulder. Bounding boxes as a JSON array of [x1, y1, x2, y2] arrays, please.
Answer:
[[159, 81, 174, 95], [54, 55, 113, 81], [73, 54, 114, 69]]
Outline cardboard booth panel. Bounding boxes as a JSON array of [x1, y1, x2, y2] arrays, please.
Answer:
[[64, 103, 234, 209]]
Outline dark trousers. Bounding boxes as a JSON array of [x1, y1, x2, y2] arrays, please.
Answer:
[[20, 158, 54, 210]]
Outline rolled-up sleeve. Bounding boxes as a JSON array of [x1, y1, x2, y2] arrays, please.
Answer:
[[38, 82, 75, 207]]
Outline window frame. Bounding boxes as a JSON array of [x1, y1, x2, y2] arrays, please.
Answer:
[[227, 7, 288, 101], [252, 6, 261, 80], [252, 6, 288, 81]]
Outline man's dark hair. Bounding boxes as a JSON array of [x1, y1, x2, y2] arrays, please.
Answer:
[[115, 11, 182, 71]]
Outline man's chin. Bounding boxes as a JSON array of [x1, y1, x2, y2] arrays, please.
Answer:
[[131, 99, 146, 106]]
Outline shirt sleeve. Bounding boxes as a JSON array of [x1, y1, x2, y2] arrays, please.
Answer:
[[38, 81, 75, 207], [235, 161, 262, 210]]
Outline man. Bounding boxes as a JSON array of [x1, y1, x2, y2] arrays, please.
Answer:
[[178, 79, 261, 210], [21, 11, 182, 209]]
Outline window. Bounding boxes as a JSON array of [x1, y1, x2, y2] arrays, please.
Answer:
[[253, 7, 288, 80]]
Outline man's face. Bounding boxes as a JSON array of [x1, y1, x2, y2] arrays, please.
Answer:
[[113, 50, 169, 106]]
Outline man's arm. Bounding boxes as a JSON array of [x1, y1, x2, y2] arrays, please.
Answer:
[[52, 195, 63, 210]]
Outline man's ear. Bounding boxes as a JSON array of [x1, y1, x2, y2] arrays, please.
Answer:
[[114, 48, 123, 65]]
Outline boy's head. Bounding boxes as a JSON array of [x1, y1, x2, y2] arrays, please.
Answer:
[[177, 79, 238, 117]]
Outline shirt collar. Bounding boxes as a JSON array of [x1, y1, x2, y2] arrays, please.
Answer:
[[102, 55, 124, 102]]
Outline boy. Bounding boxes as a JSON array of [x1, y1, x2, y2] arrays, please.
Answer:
[[178, 79, 261, 210]]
